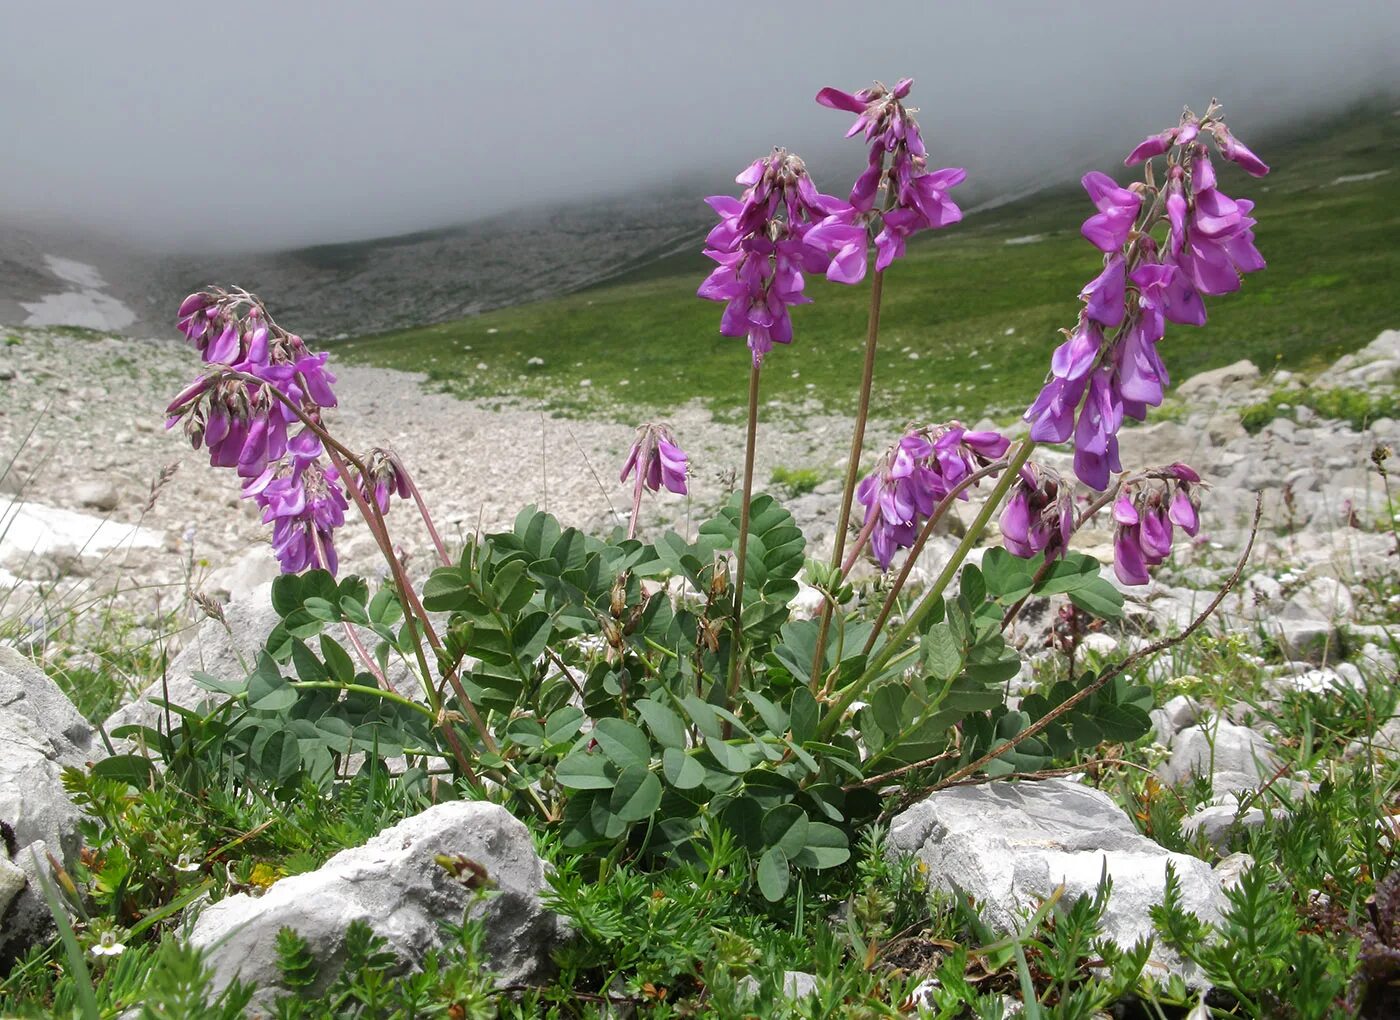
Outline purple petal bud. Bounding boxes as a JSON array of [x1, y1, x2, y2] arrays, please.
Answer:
[[1124, 129, 1176, 165], [1169, 487, 1200, 535], [1113, 524, 1151, 585]]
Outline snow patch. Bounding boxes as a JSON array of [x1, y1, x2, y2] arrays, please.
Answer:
[[19, 256, 136, 331]]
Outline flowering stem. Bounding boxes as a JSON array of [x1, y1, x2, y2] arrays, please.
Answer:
[[399, 463, 451, 567], [860, 457, 1013, 656], [998, 482, 1122, 633], [341, 621, 391, 691], [818, 439, 1035, 741], [725, 361, 763, 708], [839, 511, 879, 578], [810, 269, 885, 684], [626, 476, 644, 541]]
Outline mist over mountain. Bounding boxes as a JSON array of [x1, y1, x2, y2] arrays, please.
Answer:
[[2, 2, 1398, 337]]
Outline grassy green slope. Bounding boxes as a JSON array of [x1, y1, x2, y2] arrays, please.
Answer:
[[339, 105, 1400, 423]]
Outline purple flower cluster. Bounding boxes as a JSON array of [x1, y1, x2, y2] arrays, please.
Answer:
[[621, 423, 689, 497], [698, 150, 862, 365], [1024, 103, 1268, 490], [1111, 465, 1202, 584], [815, 78, 966, 270], [168, 289, 349, 574], [856, 424, 1009, 568], [359, 448, 412, 513], [1000, 465, 1076, 561]]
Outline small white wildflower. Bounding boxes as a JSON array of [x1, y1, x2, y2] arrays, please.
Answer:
[[174, 853, 200, 873], [90, 931, 126, 957], [527, 356, 545, 367]]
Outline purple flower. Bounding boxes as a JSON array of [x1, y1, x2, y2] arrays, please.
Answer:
[[816, 78, 965, 271], [621, 423, 689, 497], [359, 448, 412, 514], [1080, 255, 1126, 328], [1079, 172, 1142, 253], [1212, 125, 1270, 177], [167, 289, 348, 574], [1110, 469, 1204, 584], [1050, 321, 1103, 382], [1124, 128, 1177, 166], [1023, 103, 1268, 491], [698, 150, 860, 365], [255, 462, 349, 574], [858, 423, 1009, 568], [1000, 466, 1074, 561]]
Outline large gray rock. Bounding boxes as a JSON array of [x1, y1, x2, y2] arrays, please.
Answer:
[[1181, 804, 1268, 853], [1158, 719, 1278, 796], [1175, 360, 1260, 402], [1281, 576, 1354, 623], [105, 581, 281, 736], [0, 645, 100, 763], [888, 779, 1224, 984], [0, 647, 102, 964], [188, 801, 565, 1000]]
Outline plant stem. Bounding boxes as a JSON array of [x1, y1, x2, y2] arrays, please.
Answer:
[[725, 361, 763, 706], [626, 476, 644, 541], [818, 439, 1035, 741], [810, 269, 885, 684], [399, 463, 451, 567], [861, 457, 1012, 655]]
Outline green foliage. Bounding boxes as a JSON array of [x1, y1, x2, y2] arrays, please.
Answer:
[[1241, 384, 1400, 434], [770, 465, 824, 497], [1154, 862, 1354, 1017]]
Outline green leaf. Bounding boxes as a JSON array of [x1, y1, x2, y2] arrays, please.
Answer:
[[592, 718, 653, 771], [634, 699, 687, 750], [505, 717, 545, 748], [291, 640, 328, 683], [761, 804, 809, 857], [720, 797, 763, 850], [743, 690, 789, 734], [959, 564, 987, 608], [255, 728, 301, 784], [422, 568, 470, 612], [922, 624, 964, 682], [982, 548, 1036, 602], [320, 635, 356, 682], [1068, 578, 1125, 619], [555, 750, 616, 790], [90, 754, 155, 787], [302, 597, 339, 622], [544, 706, 585, 745], [1036, 553, 1100, 595], [191, 671, 245, 697], [662, 747, 705, 789], [339, 596, 369, 626], [491, 560, 535, 615], [757, 847, 790, 902], [678, 695, 723, 739], [792, 821, 850, 870], [703, 735, 752, 774], [271, 573, 303, 617], [609, 765, 663, 822], [247, 654, 297, 712], [789, 687, 819, 744]]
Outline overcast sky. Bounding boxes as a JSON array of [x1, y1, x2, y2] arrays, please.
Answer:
[[3, 1, 1397, 251]]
